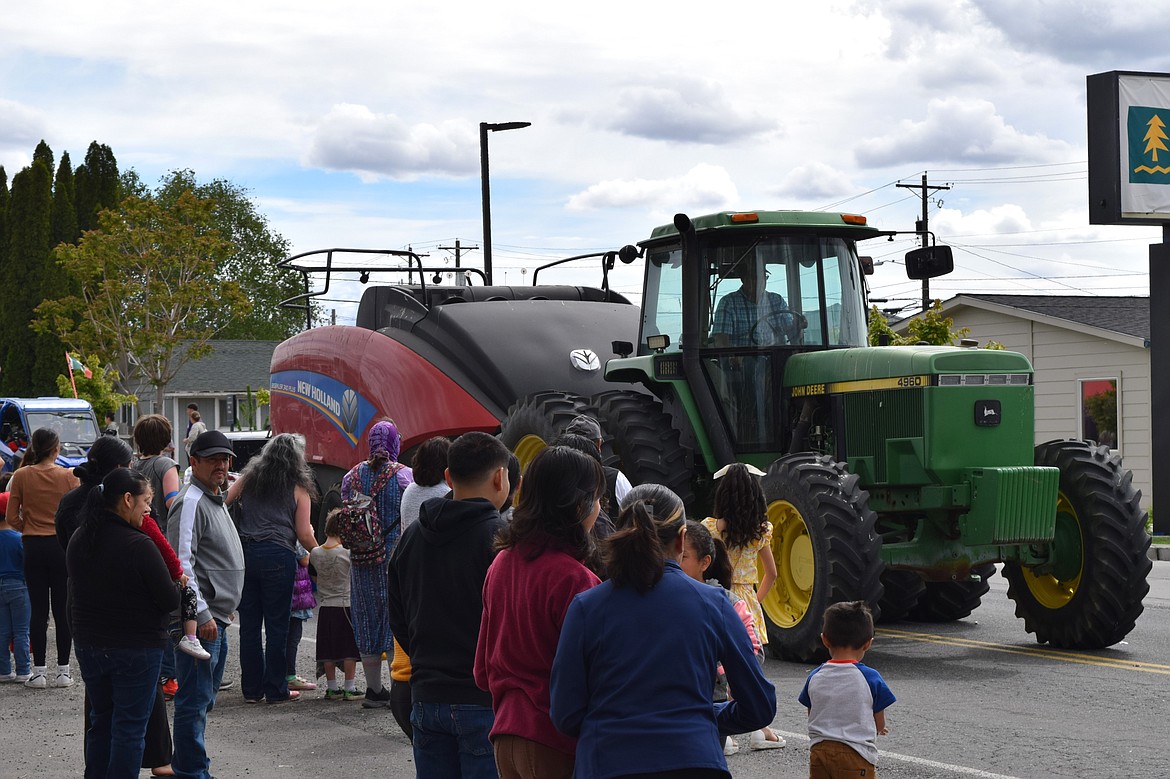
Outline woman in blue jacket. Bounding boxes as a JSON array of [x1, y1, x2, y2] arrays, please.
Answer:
[[550, 484, 777, 779]]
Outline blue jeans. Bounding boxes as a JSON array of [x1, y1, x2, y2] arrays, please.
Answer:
[[411, 702, 497, 779], [238, 541, 296, 701], [75, 645, 163, 779], [172, 619, 228, 779], [0, 578, 31, 676]]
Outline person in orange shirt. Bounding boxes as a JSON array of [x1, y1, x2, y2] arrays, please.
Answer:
[[5, 428, 79, 689]]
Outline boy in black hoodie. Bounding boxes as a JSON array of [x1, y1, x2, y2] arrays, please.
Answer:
[[387, 431, 509, 778]]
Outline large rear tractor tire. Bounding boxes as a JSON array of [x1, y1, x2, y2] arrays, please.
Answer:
[[315, 484, 343, 543], [1002, 440, 1151, 648], [760, 454, 884, 663], [877, 569, 925, 623], [498, 391, 592, 472], [589, 390, 695, 509], [908, 564, 994, 622]]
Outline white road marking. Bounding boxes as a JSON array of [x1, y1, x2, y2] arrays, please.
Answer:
[[772, 730, 1026, 779]]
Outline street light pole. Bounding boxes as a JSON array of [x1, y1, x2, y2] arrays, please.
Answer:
[[480, 120, 531, 285]]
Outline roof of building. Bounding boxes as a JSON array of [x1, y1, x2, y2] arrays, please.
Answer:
[[901, 295, 1149, 348], [162, 340, 280, 394]]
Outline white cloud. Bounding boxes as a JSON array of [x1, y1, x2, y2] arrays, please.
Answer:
[[931, 204, 1033, 237], [307, 105, 477, 181], [855, 97, 1075, 167], [974, 2, 1170, 69], [566, 164, 738, 212], [608, 80, 777, 144], [773, 162, 859, 201], [0, 100, 48, 165]]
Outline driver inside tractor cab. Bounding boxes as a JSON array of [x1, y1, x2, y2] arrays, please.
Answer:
[[706, 258, 808, 447], [709, 260, 806, 348]]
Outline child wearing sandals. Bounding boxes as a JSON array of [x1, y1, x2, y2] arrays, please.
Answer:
[[309, 509, 362, 700], [680, 520, 777, 756]]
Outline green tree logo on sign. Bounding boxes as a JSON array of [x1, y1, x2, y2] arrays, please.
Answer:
[[1129, 106, 1170, 181]]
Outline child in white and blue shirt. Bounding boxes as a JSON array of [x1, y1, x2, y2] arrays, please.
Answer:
[[799, 601, 895, 777]]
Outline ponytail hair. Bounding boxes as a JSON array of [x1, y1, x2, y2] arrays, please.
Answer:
[[74, 436, 133, 486], [21, 428, 61, 467], [74, 468, 150, 555], [605, 484, 686, 593]]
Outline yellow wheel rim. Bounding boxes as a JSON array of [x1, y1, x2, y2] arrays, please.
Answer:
[[1022, 492, 1084, 609], [513, 434, 547, 471], [762, 499, 815, 628]]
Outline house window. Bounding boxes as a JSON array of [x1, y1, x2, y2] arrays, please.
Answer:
[[1079, 378, 1119, 450]]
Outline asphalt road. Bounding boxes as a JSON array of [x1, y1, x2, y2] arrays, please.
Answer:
[[3, 562, 1167, 779]]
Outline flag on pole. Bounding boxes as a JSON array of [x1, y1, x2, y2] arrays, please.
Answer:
[[67, 353, 93, 379]]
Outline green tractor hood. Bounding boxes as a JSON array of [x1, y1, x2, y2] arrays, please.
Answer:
[[783, 345, 1034, 388]]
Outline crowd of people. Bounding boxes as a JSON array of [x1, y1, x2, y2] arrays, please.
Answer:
[[0, 411, 895, 779]]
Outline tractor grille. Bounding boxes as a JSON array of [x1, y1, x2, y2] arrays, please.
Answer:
[[987, 467, 1062, 540], [843, 389, 924, 480]]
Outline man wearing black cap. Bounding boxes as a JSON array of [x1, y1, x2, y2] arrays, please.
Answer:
[[165, 430, 244, 779]]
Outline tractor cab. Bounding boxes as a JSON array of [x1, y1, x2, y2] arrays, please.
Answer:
[[626, 211, 885, 464]]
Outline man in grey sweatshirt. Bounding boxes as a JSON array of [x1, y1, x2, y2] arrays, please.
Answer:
[[166, 430, 245, 779]]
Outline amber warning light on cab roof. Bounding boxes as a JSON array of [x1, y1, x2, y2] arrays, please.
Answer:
[[840, 214, 867, 226], [729, 212, 760, 223]]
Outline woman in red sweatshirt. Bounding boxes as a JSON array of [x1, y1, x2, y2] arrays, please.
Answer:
[[474, 446, 604, 779]]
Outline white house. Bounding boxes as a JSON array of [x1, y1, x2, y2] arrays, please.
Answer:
[[126, 340, 279, 467], [898, 295, 1151, 510]]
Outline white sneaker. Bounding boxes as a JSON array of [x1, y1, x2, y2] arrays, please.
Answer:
[[53, 671, 74, 688], [749, 729, 786, 750], [24, 671, 48, 689], [0, 672, 15, 682], [177, 636, 212, 661], [723, 736, 739, 756], [14, 673, 31, 684]]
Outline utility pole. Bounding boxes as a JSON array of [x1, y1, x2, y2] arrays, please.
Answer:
[[437, 239, 479, 285], [897, 173, 951, 313]]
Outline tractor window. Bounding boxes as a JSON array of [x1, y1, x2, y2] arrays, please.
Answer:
[[643, 246, 683, 351], [706, 235, 867, 349]]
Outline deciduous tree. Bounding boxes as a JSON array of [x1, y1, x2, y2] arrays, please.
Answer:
[[155, 170, 309, 339], [36, 190, 251, 409]]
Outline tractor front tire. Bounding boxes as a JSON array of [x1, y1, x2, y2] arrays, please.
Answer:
[[877, 569, 925, 623], [590, 390, 695, 509], [908, 564, 994, 622], [1002, 440, 1151, 648], [498, 391, 592, 472], [760, 454, 884, 663]]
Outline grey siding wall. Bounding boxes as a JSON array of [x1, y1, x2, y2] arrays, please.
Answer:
[[949, 308, 1152, 510]]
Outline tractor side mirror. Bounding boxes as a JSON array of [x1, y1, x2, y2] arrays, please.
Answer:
[[618, 245, 640, 264], [859, 256, 875, 275], [905, 245, 954, 280]]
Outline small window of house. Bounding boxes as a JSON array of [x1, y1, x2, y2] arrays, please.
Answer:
[[1079, 378, 1119, 450]]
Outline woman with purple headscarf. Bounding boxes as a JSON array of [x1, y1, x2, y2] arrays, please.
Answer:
[[341, 420, 413, 708]]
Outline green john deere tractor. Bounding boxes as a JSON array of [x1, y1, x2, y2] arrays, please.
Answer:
[[498, 209, 1151, 662]]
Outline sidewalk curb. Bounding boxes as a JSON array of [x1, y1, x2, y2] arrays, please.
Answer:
[[1148, 546, 1170, 561]]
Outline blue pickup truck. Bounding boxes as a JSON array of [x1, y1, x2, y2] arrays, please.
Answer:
[[0, 397, 101, 473]]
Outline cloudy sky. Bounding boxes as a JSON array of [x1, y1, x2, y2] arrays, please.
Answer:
[[3, 1, 1169, 322]]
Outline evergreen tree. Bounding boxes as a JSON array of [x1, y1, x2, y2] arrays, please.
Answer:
[[51, 152, 79, 246], [0, 167, 8, 271], [1, 160, 53, 395], [32, 140, 54, 174], [74, 142, 119, 233], [32, 152, 81, 391]]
